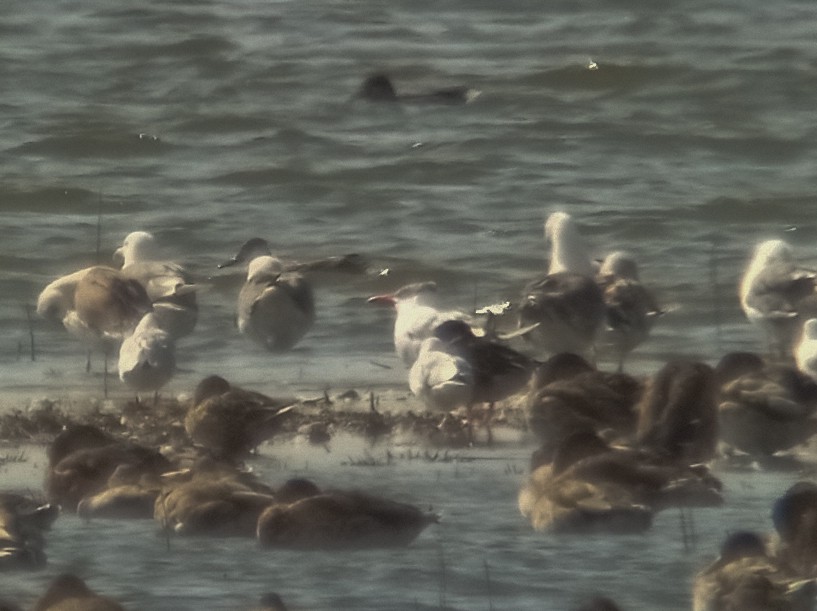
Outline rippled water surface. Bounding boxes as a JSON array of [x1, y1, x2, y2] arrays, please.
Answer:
[[1, 0, 817, 608]]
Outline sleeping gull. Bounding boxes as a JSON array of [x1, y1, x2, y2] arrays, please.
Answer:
[[219, 238, 315, 351], [740, 239, 816, 359]]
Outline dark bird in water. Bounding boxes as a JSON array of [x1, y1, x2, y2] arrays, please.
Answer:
[[357, 73, 480, 105]]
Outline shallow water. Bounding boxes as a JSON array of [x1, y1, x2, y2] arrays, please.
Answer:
[[2, 0, 817, 608]]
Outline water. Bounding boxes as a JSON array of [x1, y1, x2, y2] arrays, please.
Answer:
[[1, 0, 817, 608]]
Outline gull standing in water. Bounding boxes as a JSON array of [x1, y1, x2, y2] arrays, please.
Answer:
[[795, 318, 817, 382], [410, 319, 536, 443], [118, 311, 176, 403], [368, 281, 472, 368], [38, 265, 152, 395], [596, 251, 664, 371], [740, 239, 816, 359], [517, 212, 606, 359], [219, 238, 315, 351], [114, 230, 198, 340]]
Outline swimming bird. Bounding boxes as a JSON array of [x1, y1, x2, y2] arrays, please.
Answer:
[[596, 251, 663, 371], [574, 597, 624, 611], [220, 238, 315, 351], [250, 593, 289, 611], [692, 530, 816, 611], [740, 239, 817, 359], [33, 574, 126, 611], [636, 359, 719, 465], [716, 352, 817, 457], [184, 375, 296, 461], [0, 493, 59, 570], [118, 311, 176, 401], [517, 212, 606, 358], [357, 73, 480, 105], [257, 477, 438, 549], [114, 230, 198, 340], [772, 481, 817, 578], [368, 281, 473, 368]]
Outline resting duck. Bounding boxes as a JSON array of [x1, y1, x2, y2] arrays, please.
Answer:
[[0, 493, 59, 570], [33, 574, 125, 611], [716, 352, 817, 457], [692, 530, 816, 611], [526, 353, 642, 461], [636, 359, 719, 465], [154, 458, 276, 537], [257, 478, 438, 549], [518, 431, 722, 534], [45, 424, 172, 512], [772, 481, 817, 578], [184, 375, 296, 461]]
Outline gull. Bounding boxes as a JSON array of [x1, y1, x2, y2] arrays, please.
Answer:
[[596, 251, 664, 371], [410, 319, 536, 443], [740, 239, 816, 358], [38, 265, 152, 394], [517, 212, 606, 358], [118, 311, 176, 402], [219, 238, 315, 351], [114, 230, 198, 340], [796, 318, 817, 382], [368, 281, 472, 368]]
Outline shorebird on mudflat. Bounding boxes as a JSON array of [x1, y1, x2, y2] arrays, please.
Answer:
[[219, 238, 315, 351], [740, 239, 817, 359], [114, 230, 198, 340], [517, 212, 606, 359]]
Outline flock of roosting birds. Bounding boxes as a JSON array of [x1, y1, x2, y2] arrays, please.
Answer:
[[6, 209, 817, 609]]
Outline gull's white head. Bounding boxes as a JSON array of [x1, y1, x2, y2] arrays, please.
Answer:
[[598, 251, 640, 281], [803, 318, 817, 340], [544, 212, 594, 276], [247, 255, 285, 282], [115, 231, 158, 267], [752, 239, 793, 267]]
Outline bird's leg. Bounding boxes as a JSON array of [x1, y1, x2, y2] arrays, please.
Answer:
[[485, 402, 495, 445], [85, 349, 92, 373], [103, 348, 109, 398], [466, 403, 475, 446]]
